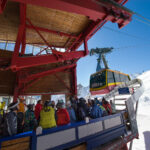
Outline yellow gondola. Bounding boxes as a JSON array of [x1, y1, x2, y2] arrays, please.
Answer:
[[90, 69, 131, 95]]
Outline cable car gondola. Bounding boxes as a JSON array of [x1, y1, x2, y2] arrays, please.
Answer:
[[90, 69, 130, 95], [89, 47, 131, 95]]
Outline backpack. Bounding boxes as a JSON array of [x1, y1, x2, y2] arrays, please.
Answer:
[[90, 105, 102, 119], [3, 112, 17, 136], [77, 107, 86, 121]]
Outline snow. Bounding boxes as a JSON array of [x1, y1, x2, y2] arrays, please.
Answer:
[[77, 84, 90, 99], [132, 70, 150, 150]]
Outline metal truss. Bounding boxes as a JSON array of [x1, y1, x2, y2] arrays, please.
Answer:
[[0, 0, 133, 100]]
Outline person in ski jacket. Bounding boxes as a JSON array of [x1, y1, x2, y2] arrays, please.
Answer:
[[3, 102, 18, 136], [18, 97, 26, 113], [76, 98, 89, 121], [79, 98, 89, 115], [66, 101, 76, 123], [90, 100, 103, 119], [24, 104, 37, 132], [110, 100, 116, 114], [70, 97, 78, 118], [17, 111, 24, 133], [93, 98, 108, 117], [0, 101, 5, 115], [56, 100, 70, 126], [102, 98, 112, 115], [39, 101, 56, 129], [34, 100, 43, 121], [99, 104, 108, 116], [0, 102, 5, 137]]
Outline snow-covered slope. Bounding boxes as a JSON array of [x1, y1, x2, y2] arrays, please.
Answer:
[[77, 84, 89, 99], [138, 71, 150, 104], [132, 70, 150, 150]]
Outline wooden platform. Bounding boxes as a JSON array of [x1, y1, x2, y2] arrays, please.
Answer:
[[1, 137, 30, 150]]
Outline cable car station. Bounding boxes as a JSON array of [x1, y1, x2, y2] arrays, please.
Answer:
[[0, 0, 143, 150]]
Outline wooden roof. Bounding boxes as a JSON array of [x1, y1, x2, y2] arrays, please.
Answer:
[[0, 49, 73, 96], [0, 1, 92, 95], [0, 1, 90, 48]]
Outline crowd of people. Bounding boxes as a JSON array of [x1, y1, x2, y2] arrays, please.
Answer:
[[0, 97, 116, 138]]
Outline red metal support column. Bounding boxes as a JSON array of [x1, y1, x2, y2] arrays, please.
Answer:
[[0, 0, 7, 14], [36, 46, 49, 56], [26, 19, 55, 52], [11, 3, 26, 71], [72, 65, 77, 97], [21, 28, 26, 55], [84, 39, 89, 56], [20, 3, 26, 55], [11, 24, 25, 71]]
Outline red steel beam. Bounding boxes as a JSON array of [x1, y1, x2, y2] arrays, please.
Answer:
[[84, 39, 89, 56], [26, 24, 77, 39], [0, 0, 7, 14], [21, 29, 26, 55], [24, 63, 76, 82], [66, 33, 82, 52], [11, 3, 26, 68], [26, 18, 61, 59], [11, 24, 25, 69], [26, 18, 53, 51], [12, 0, 132, 26], [72, 65, 77, 97], [36, 46, 49, 56], [11, 51, 84, 71], [20, 3, 26, 55], [71, 19, 105, 51]]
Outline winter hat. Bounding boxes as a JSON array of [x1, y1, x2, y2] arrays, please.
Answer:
[[8, 101, 19, 111], [57, 100, 65, 108]]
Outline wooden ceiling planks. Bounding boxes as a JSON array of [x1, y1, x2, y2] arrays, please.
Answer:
[[0, 2, 91, 48]]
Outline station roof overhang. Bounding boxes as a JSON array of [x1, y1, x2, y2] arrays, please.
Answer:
[[0, 0, 133, 96]]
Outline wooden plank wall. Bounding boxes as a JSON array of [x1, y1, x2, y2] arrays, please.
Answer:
[[1, 137, 30, 150]]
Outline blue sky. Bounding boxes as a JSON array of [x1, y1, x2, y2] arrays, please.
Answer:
[[77, 0, 150, 86]]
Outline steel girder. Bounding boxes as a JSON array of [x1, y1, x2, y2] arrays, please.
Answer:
[[8, 0, 132, 71], [14, 63, 76, 98], [10, 0, 132, 28], [0, 0, 7, 14], [0, 0, 133, 100]]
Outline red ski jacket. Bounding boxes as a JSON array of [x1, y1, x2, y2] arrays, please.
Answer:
[[34, 103, 43, 120], [103, 103, 112, 115], [56, 108, 70, 126]]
